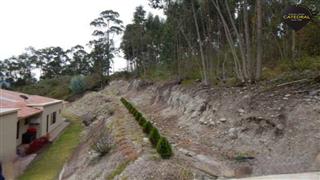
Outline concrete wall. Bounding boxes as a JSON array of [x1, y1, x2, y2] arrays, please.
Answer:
[[0, 111, 17, 162], [39, 102, 64, 137]]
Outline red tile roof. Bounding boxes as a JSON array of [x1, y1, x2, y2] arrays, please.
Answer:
[[0, 89, 61, 119]]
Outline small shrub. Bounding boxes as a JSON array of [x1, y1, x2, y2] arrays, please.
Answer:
[[143, 121, 153, 134], [138, 116, 146, 126], [149, 127, 160, 147], [69, 75, 87, 94], [133, 112, 139, 119], [91, 131, 113, 157], [156, 137, 173, 159]]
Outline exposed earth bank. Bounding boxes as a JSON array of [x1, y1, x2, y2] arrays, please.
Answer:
[[61, 79, 320, 179]]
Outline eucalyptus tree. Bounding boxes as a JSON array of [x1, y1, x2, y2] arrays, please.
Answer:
[[66, 45, 91, 75], [37, 47, 70, 79], [121, 6, 165, 76], [89, 10, 123, 81]]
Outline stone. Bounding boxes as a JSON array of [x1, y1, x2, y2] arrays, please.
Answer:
[[228, 128, 238, 139], [143, 138, 149, 143], [276, 124, 285, 130], [309, 90, 320, 96], [179, 148, 196, 157], [209, 122, 215, 127], [238, 109, 245, 114], [220, 118, 227, 122], [234, 166, 253, 178]]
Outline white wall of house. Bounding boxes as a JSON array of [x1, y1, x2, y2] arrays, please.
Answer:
[[0, 110, 17, 162], [39, 102, 64, 137]]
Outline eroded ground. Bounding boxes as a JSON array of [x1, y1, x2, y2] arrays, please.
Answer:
[[61, 79, 320, 179]]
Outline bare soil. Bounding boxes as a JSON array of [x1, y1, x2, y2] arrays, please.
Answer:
[[61, 79, 320, 179]]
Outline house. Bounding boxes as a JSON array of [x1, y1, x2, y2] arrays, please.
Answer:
[[0, 89, 64, 162]]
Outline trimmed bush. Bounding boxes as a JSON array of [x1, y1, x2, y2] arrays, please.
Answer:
[[156, 137, 173, 159], [120, 97, 173, 159], [138, 116, 146, 126], [135, 112, 142, 120], [149, 127, 160, 147], [143, 121, 153, 134]]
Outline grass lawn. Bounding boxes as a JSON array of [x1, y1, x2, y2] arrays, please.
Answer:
[[19, 112, 83, 180]]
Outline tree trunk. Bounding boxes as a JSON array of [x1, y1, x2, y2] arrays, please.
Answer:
[[255, 0, 263, 80], [243, 0, 253, 81], [191, 0, 209, 85], [291, 30, 296, 61], [211, 0, 244, 81], [225, 0, 248, 80]]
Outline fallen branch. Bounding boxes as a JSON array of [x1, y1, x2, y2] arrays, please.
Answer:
[[276, 78, 310, 88]]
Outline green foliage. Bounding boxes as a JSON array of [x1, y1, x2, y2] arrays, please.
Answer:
[[84, 73, 103, 91], [143, 121, 153, 134], [120, 97, 172, 159], [156, 137, 173, 159], [69, 75, 87, 94], [299, 24, 320, 56], [262, 56, 320, 81], [90, 10, 123, 79], [16, 76, 72, 99], [135, 112, 142, 120], [149, 127, 161, 147], [138, 116, 146, 126]]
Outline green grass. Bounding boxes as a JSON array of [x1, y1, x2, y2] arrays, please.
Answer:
[[19, 111, 82, 180]]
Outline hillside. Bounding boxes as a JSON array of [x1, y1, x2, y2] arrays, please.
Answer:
[[59, 78, 320, 179]]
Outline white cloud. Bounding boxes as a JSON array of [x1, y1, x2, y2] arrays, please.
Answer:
[[0, 0, 164, 71]]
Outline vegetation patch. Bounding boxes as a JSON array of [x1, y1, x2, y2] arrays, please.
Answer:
[[91, 130, 114, 157], [143, 121, 153, 134], [120, 97, 173, 159], [156, 137, 173, 159], [106, 160, 131, 180], [149, 127, 161, 147]]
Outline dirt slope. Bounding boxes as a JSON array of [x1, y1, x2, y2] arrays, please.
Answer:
[[61, 79, 320, 179]]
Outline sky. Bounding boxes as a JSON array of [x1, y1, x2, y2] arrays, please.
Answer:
[[0, 0, 164, 72]]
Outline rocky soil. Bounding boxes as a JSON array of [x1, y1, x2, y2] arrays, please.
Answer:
[[60, 79, 320, 179]]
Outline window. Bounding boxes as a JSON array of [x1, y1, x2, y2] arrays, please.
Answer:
[[51, 112, 57, 125], [16, 121, 20, 139]]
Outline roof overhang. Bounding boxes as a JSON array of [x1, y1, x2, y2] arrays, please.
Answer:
[[27, 100, 63, 107], [0, 108, 19, 116]]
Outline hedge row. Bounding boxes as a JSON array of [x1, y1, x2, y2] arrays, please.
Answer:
[[120, 97, 172, 159]]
